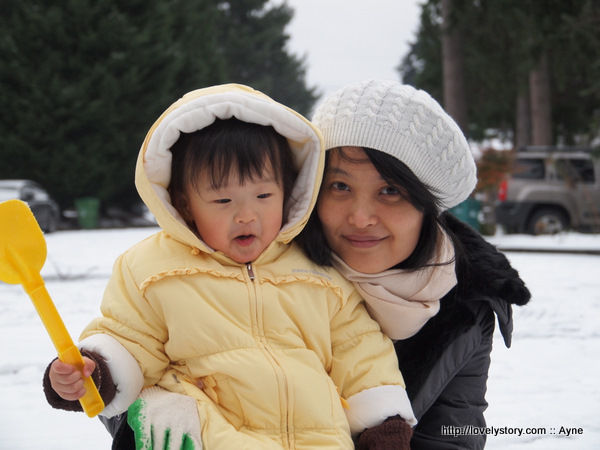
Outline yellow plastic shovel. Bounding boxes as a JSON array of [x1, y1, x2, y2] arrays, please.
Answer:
[[0, 199, 104, 417]]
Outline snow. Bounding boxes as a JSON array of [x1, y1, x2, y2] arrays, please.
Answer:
[[1, 227, 599, 449]]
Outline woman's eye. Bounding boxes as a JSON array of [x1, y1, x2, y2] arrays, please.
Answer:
[[381, 186, 400, 196], [331, 182, 350, 191]]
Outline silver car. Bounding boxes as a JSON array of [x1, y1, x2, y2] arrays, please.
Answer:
[[496, 147, 600, 234]]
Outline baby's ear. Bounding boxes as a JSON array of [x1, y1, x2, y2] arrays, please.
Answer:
[[173, 193, 193, 224]]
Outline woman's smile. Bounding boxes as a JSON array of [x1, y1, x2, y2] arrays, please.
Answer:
[[343, 234, 387, 248]]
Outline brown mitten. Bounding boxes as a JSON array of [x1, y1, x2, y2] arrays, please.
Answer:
[[42, 350, 116, 412], [356, 415, 413, 450]]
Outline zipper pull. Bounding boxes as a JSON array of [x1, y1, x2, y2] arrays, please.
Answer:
[[246, 263, 255, 281]]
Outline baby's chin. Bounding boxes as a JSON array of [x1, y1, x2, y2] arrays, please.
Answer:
[[227, 237, 269, 264]]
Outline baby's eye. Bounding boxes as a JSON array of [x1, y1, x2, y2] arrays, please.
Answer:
[[215, 198, 231, 204], [257, 193, 272, 199]]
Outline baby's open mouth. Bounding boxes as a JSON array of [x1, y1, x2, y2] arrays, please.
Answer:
[[235, 235, 256, 245]]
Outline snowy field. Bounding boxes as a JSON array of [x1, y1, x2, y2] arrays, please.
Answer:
[[1, 227, 599, 449]]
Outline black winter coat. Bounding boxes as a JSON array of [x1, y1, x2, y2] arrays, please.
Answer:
[[395, 213, 531, 449]]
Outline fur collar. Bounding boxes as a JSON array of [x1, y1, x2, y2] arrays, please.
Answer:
[[447, 213, 530, 310], [395, 214, 531, 398]]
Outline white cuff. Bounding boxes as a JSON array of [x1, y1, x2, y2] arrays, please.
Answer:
[[345, 385, 417, 435], [79, 334, 145, 418]]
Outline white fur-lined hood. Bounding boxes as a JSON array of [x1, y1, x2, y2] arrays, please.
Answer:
[[134, 84, 324, 254]]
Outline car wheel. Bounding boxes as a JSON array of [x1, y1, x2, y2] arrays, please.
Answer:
[[526, 208, 569, 235]]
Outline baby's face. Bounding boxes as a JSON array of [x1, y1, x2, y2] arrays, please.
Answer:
[[185, 164, 284, 263]]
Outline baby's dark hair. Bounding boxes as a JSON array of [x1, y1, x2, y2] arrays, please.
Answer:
[[169, 117, 297, 223], [298, 147, 464, 271]]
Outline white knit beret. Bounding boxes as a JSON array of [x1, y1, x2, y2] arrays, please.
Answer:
[[312, 79, 477, 210]]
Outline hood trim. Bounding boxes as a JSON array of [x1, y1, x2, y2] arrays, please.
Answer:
[[135, 84, 324, 253]]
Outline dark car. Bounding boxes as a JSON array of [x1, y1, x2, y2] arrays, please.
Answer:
[[0, 179, 61, 232]]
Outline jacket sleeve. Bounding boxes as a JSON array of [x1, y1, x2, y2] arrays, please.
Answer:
[[79, 253, 171, 407], [328, 290, 416, 436], [410, 305, 494, 450]]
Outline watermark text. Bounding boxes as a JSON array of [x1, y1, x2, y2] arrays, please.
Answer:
[[441, 425, 584, 438]]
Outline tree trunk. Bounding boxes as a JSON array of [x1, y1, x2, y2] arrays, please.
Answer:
[[529, 51, 553, 145], [515, 87, 531, 148], [441, 0, 469, 137]]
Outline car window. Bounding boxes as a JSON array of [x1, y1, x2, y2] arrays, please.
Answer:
[[0, 188, 19, 201], [25, 186, 50, 201], [555, 158, 595, 183], [512, 158, 545, 180]]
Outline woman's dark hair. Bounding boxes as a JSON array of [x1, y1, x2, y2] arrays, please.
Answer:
[[298, 147, 463, 271], [168, 117, 297, 225]]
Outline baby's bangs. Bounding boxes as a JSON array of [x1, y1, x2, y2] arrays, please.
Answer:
[[201, 131, 285, 190]]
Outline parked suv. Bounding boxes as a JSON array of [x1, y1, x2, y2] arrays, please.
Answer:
[[496, 146, 600, 234]]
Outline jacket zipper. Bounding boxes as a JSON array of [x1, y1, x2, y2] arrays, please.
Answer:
[[246, 263, 255, 281], [245, 262, 291, 448]]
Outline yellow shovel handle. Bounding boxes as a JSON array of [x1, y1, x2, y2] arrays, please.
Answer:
[[27, 283, 105, 418]]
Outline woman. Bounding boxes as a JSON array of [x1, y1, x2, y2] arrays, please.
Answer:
[[297, 79, 531, 449]]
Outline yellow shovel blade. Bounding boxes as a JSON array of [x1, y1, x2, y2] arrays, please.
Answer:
[[0, 200, 45, 284], [0, 200, 104, 417]]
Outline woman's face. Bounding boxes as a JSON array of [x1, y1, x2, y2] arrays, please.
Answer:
[[317, 147, 424, 274]]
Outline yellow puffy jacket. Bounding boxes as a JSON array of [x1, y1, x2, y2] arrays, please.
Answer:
[[80, 85, 414, 449]]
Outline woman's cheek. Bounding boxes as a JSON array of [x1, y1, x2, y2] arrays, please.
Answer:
[[317, 197, 337, 228]]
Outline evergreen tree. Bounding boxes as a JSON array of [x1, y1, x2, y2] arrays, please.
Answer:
[[167, 0, 225, 96], [398, 1, 443, 102], [441, 0, 469, 136], [0, 0, 317, 213], [0, 0, 179, 207], [398, 0, 600, 145], [545, 0, 600, 143], [214, 0, 318, 115]]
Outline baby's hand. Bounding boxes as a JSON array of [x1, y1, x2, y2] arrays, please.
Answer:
[[49, 357, 96, 401]]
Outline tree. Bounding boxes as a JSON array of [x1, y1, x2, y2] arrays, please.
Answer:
[[163, 0, 226, 97], [0, 0, 183, 208], [515, 90, 532, 148], [0, 0, 317, 212], [399, 0, 600, 145], [441, 0, 469, 136], [214, 0, 318, 115], [544, 0, 600, 144], [398, 1, 443, 101], [529, 52, 553, 145]]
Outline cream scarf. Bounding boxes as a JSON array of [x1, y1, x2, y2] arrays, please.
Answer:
[[331, 229, 458, 340]]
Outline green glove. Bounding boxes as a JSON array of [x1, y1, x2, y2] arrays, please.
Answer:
[[127, 386, 202, 450]]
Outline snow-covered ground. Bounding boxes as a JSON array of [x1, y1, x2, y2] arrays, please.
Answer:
[[1, 227, 599, 449]]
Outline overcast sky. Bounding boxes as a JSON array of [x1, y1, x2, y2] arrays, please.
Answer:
[[276, 0, 423, 100]]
